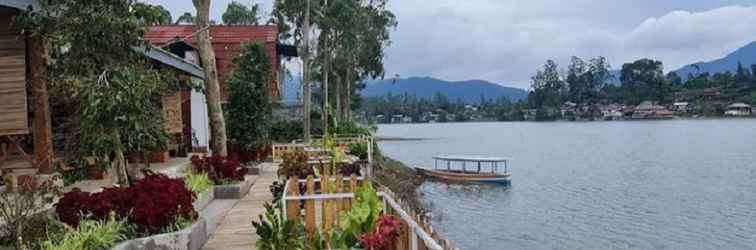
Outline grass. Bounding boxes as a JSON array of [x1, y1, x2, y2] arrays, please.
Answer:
[[185, 171, 213, 194], [41, 215, 127, 250]]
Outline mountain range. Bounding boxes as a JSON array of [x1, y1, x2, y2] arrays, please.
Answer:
[[282, 41, 756, 104], [673, 41, 756, 79], [361, 77, 528, 103]]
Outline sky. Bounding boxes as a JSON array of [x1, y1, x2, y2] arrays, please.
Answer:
[[147, 0, 756, 89]]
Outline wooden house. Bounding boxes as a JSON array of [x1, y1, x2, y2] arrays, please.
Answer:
[[0, 1, 208, 175], [144, 25, 298, 152], [0, 0, 52, 176]]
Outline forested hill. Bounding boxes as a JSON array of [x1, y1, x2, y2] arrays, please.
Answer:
[[361, 77, 528, 103], [673, 42, 756, 79]]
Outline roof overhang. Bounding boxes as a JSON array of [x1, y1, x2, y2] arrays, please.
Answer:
[[132, 44, 205, 79], [0, 0, 38, 10]]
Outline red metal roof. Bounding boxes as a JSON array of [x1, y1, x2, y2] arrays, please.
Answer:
[[145, 25, 280, 100]]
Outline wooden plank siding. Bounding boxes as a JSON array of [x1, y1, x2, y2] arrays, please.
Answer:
[[0, 11, 28, 136]]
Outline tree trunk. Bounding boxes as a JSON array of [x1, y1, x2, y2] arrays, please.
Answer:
[[28, 37, 53, 174], [112, 132, 130, 186], [302, 0, 312, 143], [322, 39, 329, 136], [193, 0, 228, 156]]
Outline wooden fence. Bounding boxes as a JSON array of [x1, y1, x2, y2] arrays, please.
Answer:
[[282, 175, 456, 250]]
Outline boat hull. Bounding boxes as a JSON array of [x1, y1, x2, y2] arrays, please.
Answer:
[[417, 168, 511, 184]]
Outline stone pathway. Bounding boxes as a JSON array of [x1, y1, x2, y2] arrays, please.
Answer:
[[201, 162, 279, 250]]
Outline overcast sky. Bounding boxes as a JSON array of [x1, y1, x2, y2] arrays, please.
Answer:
[[148, 0, 756, 89]]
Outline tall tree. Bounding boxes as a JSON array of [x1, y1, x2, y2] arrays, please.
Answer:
[[193, 0, 229, 156], [530, 60, 564, 109], [175, 12, 195, 24], [222, 1, 261, 25], [226, 43, 273, 148], [735, 62, 751, 83], [619, 58, 666, 104], [133, 3, 173, 25]]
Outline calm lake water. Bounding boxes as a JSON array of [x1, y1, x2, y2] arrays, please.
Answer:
[[377, 120, 756, 250]]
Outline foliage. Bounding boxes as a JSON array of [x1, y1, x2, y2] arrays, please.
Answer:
[[330, 182, 384, 248], [190, 155, 248, 184], [16, 0, 173, 185], [270, 120, 304, 143], [56, 160, 89, 186], [3, 214, 67, 250], [272, 0, 398, 123], [75, 65, 170, 162], [348, 142, 369, 160], [269, 181, 286, 203], [41, 215, 127, 250], [223, 1, 261, 25], [358, 215, 402, 250], [185, 171, 213, 194], [133, 2, 173, 25], [175, 12, 195, 24], [55, 173, 196, 235], [251, 203, 305, 250], [277, 150, 314, 179], [0, 179, 61, 249], [226, 43, 274, 148], [618, 58, 669, 104]]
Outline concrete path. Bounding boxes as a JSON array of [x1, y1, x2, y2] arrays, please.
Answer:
[[202, 162, 279, 250]]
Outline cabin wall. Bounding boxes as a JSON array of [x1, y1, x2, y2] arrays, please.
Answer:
[[0, 8, 28, 136]]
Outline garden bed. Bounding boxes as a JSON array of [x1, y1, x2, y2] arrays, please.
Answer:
[[111, 216, 208, 250], [213, 175, 256, 199]]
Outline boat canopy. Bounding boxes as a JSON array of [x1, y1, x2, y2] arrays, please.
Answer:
[[432, 155, 512, 174], [433, 155, 513, 163]]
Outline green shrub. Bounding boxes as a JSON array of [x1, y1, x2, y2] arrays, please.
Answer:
[[347, 142, 368, 160], [226, 42, 273, 148], [270, 120, 303, 143], [41, 216, 127, 250], [251, 203, 304, 250], [185, 171, 213, 194]]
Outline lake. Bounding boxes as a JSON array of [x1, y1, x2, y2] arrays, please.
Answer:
[[377, 120, 756, 250]]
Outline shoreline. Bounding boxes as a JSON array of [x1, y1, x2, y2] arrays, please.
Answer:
[[373, 153, 429, 214], [374, 116, 756, 125]]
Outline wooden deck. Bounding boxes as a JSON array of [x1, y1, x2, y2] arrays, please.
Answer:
[[201, 162, 278, 250]]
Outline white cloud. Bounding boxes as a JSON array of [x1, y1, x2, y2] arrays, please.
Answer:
[[146, 0, 756, 89], [383, 2, 756, 88]]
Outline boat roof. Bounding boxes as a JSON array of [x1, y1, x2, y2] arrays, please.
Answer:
[[433, 155, 513, 162]]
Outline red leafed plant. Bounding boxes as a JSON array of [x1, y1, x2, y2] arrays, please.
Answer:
[[190, 155, 247, 184], [55, 172, 196, 235], [359, 215, 403, 250]]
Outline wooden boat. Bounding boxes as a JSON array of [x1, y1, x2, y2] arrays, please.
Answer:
[[416, 155, 512, 184]]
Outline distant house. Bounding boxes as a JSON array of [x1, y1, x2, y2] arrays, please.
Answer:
[[724, 103, 752, 116], [401, 116, 413, 123], [673, 102, 689, 113], [600, 104, 624, 120], [391, 114, 404, 124], [703, 88, 721, 98], [560, 102, 577, 118], [632, 101, 674, 119]]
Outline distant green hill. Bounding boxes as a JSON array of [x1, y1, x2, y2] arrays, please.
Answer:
[[361, 77, 528, 103]]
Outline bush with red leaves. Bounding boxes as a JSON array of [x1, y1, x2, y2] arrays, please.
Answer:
[[55, 173, 196, 235], [359, 215, 403, 250], [190, 155, 248, 184]]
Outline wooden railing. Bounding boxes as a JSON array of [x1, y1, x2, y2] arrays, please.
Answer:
[[270, 143, 307, 162], [281, 175, 456, 250], [275, 134, 375, 164]]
